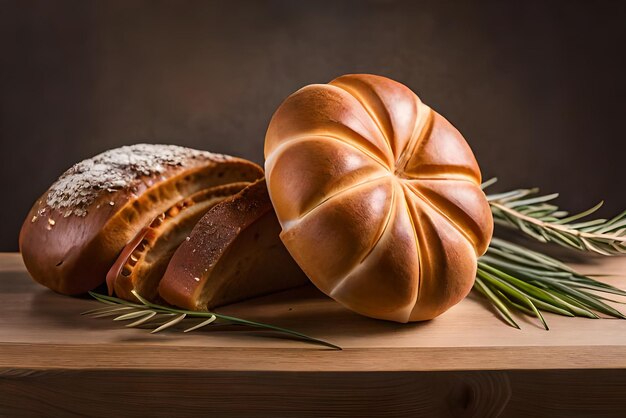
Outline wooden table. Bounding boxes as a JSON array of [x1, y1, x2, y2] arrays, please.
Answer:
[[1, 252, 626, 417]]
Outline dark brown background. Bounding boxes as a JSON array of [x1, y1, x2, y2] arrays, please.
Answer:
[[1, 0, 625, 251]]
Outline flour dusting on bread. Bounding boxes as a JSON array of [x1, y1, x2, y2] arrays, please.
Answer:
[[46, 144, 231, 217]]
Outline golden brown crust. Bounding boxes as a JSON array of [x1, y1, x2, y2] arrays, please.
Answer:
[[159, 179, 309, 310], [19, 144, 263, 295], [264, 74, 494, 322]]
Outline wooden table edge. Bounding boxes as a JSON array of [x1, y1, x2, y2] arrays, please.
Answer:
[[1, 342, 625, 372]]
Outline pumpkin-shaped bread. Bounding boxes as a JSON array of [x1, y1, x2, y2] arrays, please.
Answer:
[[264, 74, 494, 323]]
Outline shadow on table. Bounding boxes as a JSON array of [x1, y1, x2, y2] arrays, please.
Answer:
[[27, 280, 431, 344]]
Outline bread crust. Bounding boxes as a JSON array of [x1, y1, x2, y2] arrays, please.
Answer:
[[264, 74, 494, 322], [19, 144, 263, 295]]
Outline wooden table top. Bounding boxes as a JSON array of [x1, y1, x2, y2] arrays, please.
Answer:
[[1, 252, 626, 373]]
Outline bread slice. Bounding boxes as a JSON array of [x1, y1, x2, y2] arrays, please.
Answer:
[[158, 179, 309, 310], [106, 182, 250, 302]]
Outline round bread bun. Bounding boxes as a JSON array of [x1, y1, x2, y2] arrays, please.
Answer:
[[19, 144, 263, 295], [264, 74, 494, 323]]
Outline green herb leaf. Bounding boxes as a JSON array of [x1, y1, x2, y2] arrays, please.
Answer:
[[85, 291, 341, 350], [487, 187, 626, 255], [476, 237, 626, 329]]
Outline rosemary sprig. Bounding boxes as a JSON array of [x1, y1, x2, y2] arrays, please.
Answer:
[[84, 290, 341, 350], [476, 178, 626, 329], [484, 179, 626, 255], [477, 238, 626, 329]]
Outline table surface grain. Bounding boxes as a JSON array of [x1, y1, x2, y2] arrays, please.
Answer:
[[1, 252, 626, 373]]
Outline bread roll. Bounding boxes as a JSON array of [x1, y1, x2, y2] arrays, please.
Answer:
[[106, 182, 250, 302], [20, 144, 263, 295], [264, 74, 494, 322], [158, 179, 309, 310]]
